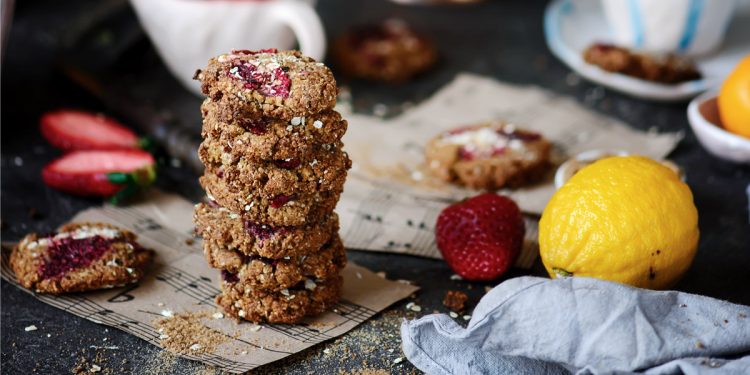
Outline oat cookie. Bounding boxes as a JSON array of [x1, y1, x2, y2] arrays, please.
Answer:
[[205, 235, 346, 292], [200, 173, 342, 227], [9, 223, 153, 294], [195, 202, 338, 259], [217, 275, 343, 324], [583, 43, 701, 84], [333, 19, 437, 83], [199, 140, 350, 198], [201, 99, 347, 163], [195, 49, 337, 121], [425, 121, 551, 190]]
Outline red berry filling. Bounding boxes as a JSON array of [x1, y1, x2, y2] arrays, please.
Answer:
[[39, 235, 122, 280], [273, 159, 301, 169], [227, 62, 291, 98], [446, 128, 467, 136], [348, 25, 393, 48], [230, 48, 278, 55], [500, 128, 541, 141], [590, 43, 617, 52], [458, 147, 476, 161], [244, 221, 288, 241], [221, 270, 239, 283], [458, 146, 507, 161], [241, 118, 270, 135], [270, 194, 297, 208]]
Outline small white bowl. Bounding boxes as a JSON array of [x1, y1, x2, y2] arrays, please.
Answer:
[[554, 149, 630, 189], [688, 91, 750, 164], [554, 150, 685, 189]]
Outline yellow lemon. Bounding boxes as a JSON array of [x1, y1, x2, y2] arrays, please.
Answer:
[[539, 156, 699, 289]]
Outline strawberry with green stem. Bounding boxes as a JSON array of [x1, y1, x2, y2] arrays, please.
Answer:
[[39, 109, 159, 203], [42, 150, 156, 204]]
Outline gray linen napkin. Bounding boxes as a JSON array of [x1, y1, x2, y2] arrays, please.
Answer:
[[401, 276, 750, 374]]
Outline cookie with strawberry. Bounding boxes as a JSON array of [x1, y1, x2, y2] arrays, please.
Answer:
[[194, 202, 339, 259], [332, 19, 437, 83], [204, 235, 346, 293], [218, 275, 342, 324], [426, 121, 551, 190], [196, 49, 337, 121], [200, 99, 348, 163], [199, 140, 350, 203], [436, 193, 525, 281], [10, 223, 154, 294], [200, 173, 343, 227]]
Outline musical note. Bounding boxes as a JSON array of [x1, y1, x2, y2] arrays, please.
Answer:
[[133, 218, 163, 232], [108, 284, 139, 303]]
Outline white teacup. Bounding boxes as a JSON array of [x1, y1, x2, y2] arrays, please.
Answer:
[[601, 0, 737, 56], [130, 0, 326, 95]]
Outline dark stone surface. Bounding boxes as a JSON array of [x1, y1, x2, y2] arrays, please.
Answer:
[[2, 0, 749, 374]]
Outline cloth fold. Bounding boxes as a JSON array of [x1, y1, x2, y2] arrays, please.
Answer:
[[401, 277, 750, 374]]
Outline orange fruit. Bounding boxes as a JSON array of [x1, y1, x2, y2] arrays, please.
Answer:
[[718, 55, 750, 139]]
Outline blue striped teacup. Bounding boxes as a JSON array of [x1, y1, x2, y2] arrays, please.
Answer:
[[601, 0, 737, 56]]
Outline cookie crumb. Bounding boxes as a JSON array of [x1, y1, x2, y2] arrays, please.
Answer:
[[442, 290, 468, 312], [154, 311, 228, 355], [405, 302, 422, 312]]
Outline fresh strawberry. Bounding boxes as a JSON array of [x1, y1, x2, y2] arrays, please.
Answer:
[[42, 150, 156, 203], [436, 193, 525, 281], [40, 110, 146, 151]]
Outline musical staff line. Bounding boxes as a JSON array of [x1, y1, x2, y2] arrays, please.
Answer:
[[153, 266, 219, 306], [263, 300, 377, 343], [179, 352, 259, 373], [226, 335, 293, 355], [98, 206, 201, 255], [333, 300, 376, 325]]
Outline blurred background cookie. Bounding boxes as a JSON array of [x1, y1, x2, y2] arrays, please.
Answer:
[[332, 19, 437, 83], [425, 121, 551, 190], [583, 43, 702, 85]]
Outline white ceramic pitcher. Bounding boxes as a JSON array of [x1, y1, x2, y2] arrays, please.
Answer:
[[130, 0, 326, 95]]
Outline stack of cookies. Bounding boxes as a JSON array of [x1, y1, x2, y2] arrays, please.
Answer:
[[193, 49, 350, 324]]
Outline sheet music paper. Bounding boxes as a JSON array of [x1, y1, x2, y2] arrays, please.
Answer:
[[0, 191, 419, 373], [337, 74, 681, 262]]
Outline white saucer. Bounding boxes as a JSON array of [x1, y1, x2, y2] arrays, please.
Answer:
[[544, 0, 750, 102]]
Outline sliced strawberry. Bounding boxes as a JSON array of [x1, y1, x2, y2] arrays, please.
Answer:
[[40, 110, 143, 151], [42, 150, 156, 202]]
